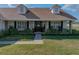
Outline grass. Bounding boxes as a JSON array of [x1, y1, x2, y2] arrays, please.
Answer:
[[0, 39, 79, 54], [0, 34, 79, 54]]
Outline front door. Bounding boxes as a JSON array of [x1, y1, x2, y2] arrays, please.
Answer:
[[34, 21, 43, 32]]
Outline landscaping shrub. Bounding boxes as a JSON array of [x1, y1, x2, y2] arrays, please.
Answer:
[[43, 28, 62, 34], [2, 26, 19, 35], [3, 30, 10, 36], [42, 29, 79, 35], [72, 29, 79, 34], [0, 31, 4, 38], [8, 26, 19, 35], [23, 28, 33, 34]]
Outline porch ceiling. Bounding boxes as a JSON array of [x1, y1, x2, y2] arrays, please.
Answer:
[[3, 18, 74, 21]]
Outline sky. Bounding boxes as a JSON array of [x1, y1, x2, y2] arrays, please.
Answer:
[[0, 4, 79, 21]]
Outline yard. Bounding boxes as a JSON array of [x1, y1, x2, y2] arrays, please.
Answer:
[[0, 39, 79, 54], [0, 23, 79, 54], [0, 34, 79, 54]]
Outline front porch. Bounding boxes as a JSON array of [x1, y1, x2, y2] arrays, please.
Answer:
[[4, 20, 72, 34]]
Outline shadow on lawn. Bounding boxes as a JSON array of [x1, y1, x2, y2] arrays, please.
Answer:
[[0, 37, 21, 48], [0, 34, 34, 48]]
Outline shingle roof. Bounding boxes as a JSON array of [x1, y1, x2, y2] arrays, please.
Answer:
[[0, 8, 77, 21]]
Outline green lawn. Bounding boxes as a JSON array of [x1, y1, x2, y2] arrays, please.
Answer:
[[0, 39, 79, 54], [0, 34, 79, 54]]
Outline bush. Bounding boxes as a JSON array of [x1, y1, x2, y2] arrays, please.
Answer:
[[3, 30, 9, 36], [0, 31, 4, 38], [3, 26, 19, 35], [47, 29, 60, 33], [24, 28, 33, 34], [72, 29, 79, 34], [8, 27, 19, 35]]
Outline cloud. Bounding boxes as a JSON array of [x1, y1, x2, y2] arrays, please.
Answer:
[[62, 4, 79, 12], [62, 4, 79, 20]]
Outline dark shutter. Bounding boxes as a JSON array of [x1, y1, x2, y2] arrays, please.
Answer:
[[49, 21, 51, 29], [14, 21, 16, 29], [60, 21, 63, 31], [27, 21, 29, 29]]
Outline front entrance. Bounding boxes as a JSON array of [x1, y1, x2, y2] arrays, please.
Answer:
[[34, 21, 44, 32]]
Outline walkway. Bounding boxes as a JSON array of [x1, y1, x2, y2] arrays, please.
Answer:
[[34, 32, 42, 40]]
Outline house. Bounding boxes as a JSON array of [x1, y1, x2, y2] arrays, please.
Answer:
[[0, 4, 77, 33]]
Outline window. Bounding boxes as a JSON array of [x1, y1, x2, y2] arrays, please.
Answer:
[[51, 22, 61, 30], [17, 5, 29, 14], [20, 6, 24, 12], [54, 8, 59, 12], [53, 8, 60, 14], [17, 6, 25, 14], [16, 21, 27, 30]]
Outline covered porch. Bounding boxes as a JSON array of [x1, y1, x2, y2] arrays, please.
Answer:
[[4, 20, 73, 33]]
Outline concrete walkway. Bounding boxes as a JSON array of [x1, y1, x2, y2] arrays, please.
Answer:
[[0, 40, 43, 44], [34, 32, 42, 40]]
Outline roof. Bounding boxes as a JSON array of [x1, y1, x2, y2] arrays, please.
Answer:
[[0, 8, 77, 21]]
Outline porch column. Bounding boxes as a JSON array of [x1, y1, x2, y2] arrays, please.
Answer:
[[29, 21, 34, 30], [0, 21, 6, 31], [29, 21, 32, 30], [45, 21, 49, 31], [5, 21, 8, 30], [69, 20, 72, 33]]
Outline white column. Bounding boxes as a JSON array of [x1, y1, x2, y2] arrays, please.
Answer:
[[29, 21, 32, 30], [69, 20, 72, 33], [32, 21, 34, 29], [63, 21, 68, 30], [42, 21, 45, 27], [0, 20, 5, 31], [45, 21, 49, 31], [29, 21, 34, 30]]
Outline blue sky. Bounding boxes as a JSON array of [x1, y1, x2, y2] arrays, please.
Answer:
[[0, 4, 64, 8], [0, 4, 79, 21]]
